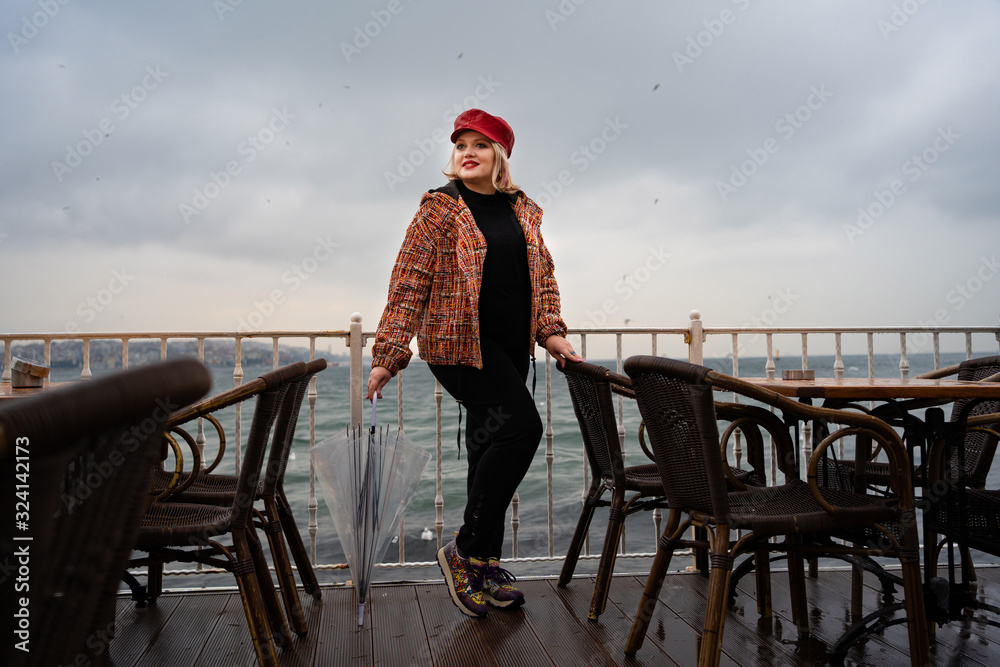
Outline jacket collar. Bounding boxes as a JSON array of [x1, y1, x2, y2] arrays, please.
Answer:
[[430, 180, 520, 205]]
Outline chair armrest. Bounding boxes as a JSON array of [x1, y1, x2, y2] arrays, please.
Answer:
[[166, 376, 268, 427], [715, 402, 797, 485], [155, 427, 202, 501], [707, 370, 915, 509], [925, 410, 1000, 488], [968, 411, 1000, 428], [637, 421, 654, 462], [805, 425, 910, 514], [200, 413, 227, 473], [916, 363, 961, 380]]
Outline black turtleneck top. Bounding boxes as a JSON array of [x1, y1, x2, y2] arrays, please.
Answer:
[[456, 180, 531, 352]]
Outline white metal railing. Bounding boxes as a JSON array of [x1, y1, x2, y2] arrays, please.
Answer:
[[3, 311, 999, 580]]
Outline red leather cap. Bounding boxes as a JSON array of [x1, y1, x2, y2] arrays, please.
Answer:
[[450, 109, 514, 157]]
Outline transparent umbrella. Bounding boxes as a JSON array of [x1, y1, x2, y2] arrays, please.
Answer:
[[311, 394, 430, 625]]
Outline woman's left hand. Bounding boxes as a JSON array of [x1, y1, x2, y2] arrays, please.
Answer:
[[545, 335, 584, 368]]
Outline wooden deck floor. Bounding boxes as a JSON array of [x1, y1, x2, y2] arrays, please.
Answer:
[[110, 566, 1000, 666]]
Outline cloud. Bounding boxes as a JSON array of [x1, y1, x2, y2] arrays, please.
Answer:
[[1, 0, 998, 352]]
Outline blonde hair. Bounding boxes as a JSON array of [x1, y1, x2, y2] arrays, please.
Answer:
[[443, 140, 520, 194]]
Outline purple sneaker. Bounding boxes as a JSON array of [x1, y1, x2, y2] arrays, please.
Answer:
[[483, 558, 525, 609], [437, 541, 487, 618]]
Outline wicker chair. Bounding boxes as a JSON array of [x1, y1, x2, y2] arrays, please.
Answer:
[[923, 402, 1000, 590], [555, 361, 667, 621], [0, 359, 211, 667], [154, 358, 328, 635], [897, 404, 1000, 635], [621, 355, 928, 667], [129, 361, 307, 667], [556, 360, 783, 621], [131, 364, 298, 604]]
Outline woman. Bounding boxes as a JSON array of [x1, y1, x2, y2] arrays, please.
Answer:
[[366, 108, 581, 618]]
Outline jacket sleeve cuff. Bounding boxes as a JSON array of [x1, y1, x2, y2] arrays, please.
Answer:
[[535, 319, 569, 347], [371, 343, 412, 376]]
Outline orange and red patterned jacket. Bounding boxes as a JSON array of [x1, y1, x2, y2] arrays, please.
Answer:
[[371, 181, 568, 375]]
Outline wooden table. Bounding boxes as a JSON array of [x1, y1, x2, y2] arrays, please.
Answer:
[[741, 376, 1000, 401], [0, 381, 71, 401]]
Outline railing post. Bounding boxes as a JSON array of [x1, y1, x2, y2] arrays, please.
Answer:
[[81, 338, 92, 380], [833, 333, 844, 379], [349, 312, 363, 427], [899, 333, 910, 379], [308, 337, 319, 565], [43, 339, 52, 385], [687, 310, 704, 364], [233, 336, 244, 473], [2, 339, 11, 382]]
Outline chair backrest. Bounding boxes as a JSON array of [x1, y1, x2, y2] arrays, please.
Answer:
[[558, 360, 629, 486], [0, 358, 211, 667], [624, 355, 731, 523], [230, 362, 307, 526], [951, 355, 1000, 487], [264, 358, 328, 495]]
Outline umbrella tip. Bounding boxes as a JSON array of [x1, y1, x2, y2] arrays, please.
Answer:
[[358, 602, 366, 626]]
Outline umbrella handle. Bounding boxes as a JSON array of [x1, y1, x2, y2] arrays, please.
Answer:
[[370, 389, 377, 434]]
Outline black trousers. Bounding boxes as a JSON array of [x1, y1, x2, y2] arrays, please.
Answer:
[[428, 337, 542, 560]]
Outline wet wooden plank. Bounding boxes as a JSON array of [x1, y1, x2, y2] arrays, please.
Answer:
[[369, 585, 432, 666], [414, 580, 490, 667], [109, 595, 182, 666], [313, 584, 372, 667], [603, 573, 700, 667], [523, 580, 616, 667], [551, 570, 677, 666], [474, 600, 552, 667], [190, 592, 257, 667], [279, 589, 327, 667], [149, 592, 232, 666], [630, 569, 741, 667]]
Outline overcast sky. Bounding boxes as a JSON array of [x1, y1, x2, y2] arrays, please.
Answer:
[[2, 0, 998, 359]]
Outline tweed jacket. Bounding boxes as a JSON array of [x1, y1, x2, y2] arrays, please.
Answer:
[[371, 181, 568, 375]]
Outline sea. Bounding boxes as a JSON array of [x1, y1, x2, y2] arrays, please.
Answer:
[[48, 351, 998, 588]]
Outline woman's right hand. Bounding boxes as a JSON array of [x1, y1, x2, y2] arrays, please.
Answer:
[[366, 366, 392, 401]]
